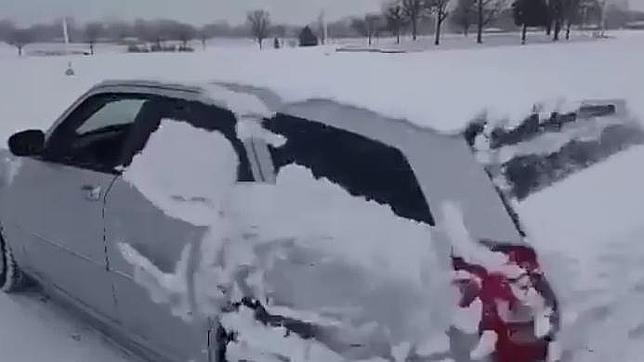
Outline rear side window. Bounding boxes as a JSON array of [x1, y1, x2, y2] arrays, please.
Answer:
[[263, 114, 435, 226], [124, 97, 254, 182]]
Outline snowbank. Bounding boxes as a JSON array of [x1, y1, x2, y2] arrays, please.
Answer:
[[2, 31, 644, 140], [518, 145, 644, 361], [0, 292, 131, 362]]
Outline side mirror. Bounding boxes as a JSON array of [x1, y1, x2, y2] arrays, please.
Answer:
[[8, 130, 45, 157]]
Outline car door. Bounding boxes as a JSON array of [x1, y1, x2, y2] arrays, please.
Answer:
[[6, 92, 153, 321], [210, 113, 442, 361], [104, 97, 255, 362]]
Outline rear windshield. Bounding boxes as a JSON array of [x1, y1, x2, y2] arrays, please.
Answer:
[[263, 114, 435, 226]]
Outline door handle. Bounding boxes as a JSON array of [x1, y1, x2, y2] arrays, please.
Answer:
[[81, 185, 102, 201]]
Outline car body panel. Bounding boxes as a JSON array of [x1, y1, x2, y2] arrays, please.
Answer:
[[104, 176, 210, 362], [4, 157, 118, 320]]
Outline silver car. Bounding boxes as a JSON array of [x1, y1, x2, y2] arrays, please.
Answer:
[[0, 80, 558, 362]]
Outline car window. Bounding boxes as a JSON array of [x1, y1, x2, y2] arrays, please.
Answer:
[[76, 99, 146, 135], [124, 97, 254, 182], [263, 113, 435, 226], [45, 93, 151, 173]]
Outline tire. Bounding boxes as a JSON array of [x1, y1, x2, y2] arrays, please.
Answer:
[[0, 230, 27, 293]]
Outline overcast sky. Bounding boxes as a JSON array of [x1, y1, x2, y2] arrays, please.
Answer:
[[0, 0, 385, 26], [1, 0, 641, 26]]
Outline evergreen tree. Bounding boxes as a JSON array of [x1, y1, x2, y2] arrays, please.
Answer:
[[299, 26, 319, 47]]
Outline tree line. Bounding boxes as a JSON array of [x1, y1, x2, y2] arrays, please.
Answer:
[[0, 18, 260, 55], [343, 0, 638, 46], [1, 0, 641, 55]]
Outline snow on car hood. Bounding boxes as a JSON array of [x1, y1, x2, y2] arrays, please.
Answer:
[[119, 119, 470, 360]]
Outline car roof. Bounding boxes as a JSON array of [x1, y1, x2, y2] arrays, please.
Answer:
[[92, 79, 453, 137], [91, 79, 452, 139]]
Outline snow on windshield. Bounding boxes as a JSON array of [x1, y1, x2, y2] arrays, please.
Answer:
[[118, 118, 464, 360]]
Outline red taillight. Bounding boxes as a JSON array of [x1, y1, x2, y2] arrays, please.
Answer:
[[452, 242, 559, 362]]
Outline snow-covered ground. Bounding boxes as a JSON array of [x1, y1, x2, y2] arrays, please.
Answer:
[[518, 145, 644, 362], [0, 291, 132, 361], [0, 30, 644, 361], [332, 30, 598, 52], [2, 31, 644, 138]]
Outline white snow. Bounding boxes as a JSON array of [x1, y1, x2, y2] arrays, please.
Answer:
[[235, 118, 287, 147], [0, 30, 644, 361], [122, 119, 240, 226], [203, 84, 273, 119], [518, 145, 644, 361], [493, 113, 636, 165], [439, 202, 508, 271], [2, 32, 644, 140], [0, 292, 131, 362], [470, 330, 498, 360]]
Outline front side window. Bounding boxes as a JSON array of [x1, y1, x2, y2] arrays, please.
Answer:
[[76, 98, 146, 135], [263, 113, 435, 225], [45, 93, 151, 173]]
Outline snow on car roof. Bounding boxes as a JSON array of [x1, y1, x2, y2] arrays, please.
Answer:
[[95, 80, 274, 119], [95, 33, 644, 134]]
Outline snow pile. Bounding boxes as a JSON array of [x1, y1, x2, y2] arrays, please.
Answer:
[[203, 83, 273, 119], [0, 292, 132, 362], [518, 145, 644, 361], [471, 101, 644, 199], [118, 120, 459, 360], [123, 119, 239, 226]]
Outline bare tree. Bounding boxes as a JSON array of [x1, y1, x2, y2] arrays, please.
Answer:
[[450, 0, 476, 36], [351, 14, 383, 45], [384, 2, 407, 44], [430, 0, 451, 45], [563, 0, 580, 39], [174, 23, 197, 50], [402, 0, 431, 40], [247, 10, 271, 49], [0, 19, 15, 42], [134, 19, 162, 48], [198, 30, 208, 50], [104, 21, 133, 43], [551, 0, 565, 40], [476, 0, 508, 43], [84, 22, 103, 55], [318, 11, 327, 45], [272, 25, 287, 38], [7, 28, 32, 56]]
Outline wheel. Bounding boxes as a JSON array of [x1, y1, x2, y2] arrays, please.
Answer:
[[0, 229, 27, 293]]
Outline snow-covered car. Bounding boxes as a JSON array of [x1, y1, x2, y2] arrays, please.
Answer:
[[0, 80, 559, 362]]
